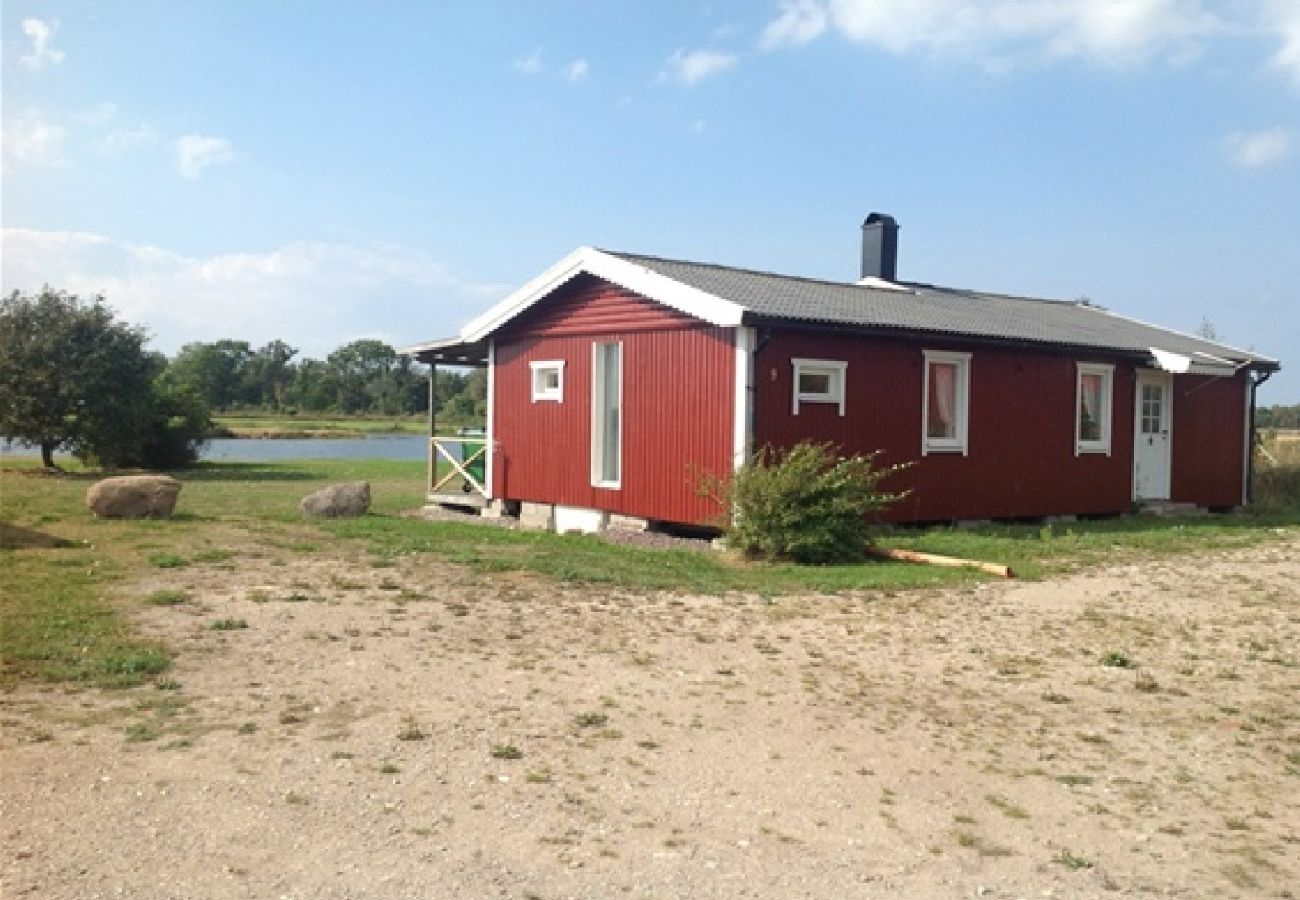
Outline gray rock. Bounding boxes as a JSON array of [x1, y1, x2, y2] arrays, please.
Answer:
[[85, 475, 182, 519], [300, 481, 371, 518]]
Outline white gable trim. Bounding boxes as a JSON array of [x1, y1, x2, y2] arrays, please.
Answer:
[[459, 246, 745, 343]]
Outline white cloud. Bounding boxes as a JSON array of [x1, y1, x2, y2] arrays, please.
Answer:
[[514, 47, 545, 75], [1, 112, 67, 166], [174, 135, 235, 178], [761, 0, 828, 50], [20, 18, 64, 69], [97, 124, 161, 154], [565, 58, 590, 81], [1225, 127, 1292, 168], [660, 48, 739, 85], [1266, 0, 1300, 89], [0, 228, 507, 359], [761, 0, 1218, 67]]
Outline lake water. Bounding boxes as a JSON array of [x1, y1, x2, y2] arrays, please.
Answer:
[[3, 435, 429, 463]]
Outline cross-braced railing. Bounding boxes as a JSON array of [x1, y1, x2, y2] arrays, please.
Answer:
[[430, 436, 488, 499]]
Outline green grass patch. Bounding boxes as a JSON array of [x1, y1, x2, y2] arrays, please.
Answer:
[[0, 550, 171, 688]]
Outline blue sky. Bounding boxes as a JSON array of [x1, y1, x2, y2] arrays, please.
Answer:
[[3, 1, 1298, 400]]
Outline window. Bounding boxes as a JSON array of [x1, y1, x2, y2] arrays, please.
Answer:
[[922, 350, 971, 455], [529, 360, 564, 403], [591, 342, 622, 487], [791, 358, 847, 416], [1075, 363, 1114, 455]]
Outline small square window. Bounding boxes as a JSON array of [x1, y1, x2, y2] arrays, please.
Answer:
[[922, 350, 971, 455], [791, 358, 847, 416], [1076, 363, 1114, 455], [529, 360, 565, 403]]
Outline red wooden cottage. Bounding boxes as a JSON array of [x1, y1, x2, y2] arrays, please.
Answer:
[[404, 215, 1280, 532]]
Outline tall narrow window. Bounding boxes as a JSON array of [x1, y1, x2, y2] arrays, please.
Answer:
[[591, 342, 622, 487], [1076, 363, 1114, 455], [922, 350, 970, 455]]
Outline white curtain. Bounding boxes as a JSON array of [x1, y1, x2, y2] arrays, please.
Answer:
[[1080, 373, 1101, 440], [928, 363, 956, 438]]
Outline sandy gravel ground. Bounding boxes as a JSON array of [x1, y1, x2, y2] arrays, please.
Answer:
[[2, 533, 1297, 900]]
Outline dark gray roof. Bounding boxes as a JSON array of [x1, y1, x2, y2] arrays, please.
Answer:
[[605, 250, 1278, 369]]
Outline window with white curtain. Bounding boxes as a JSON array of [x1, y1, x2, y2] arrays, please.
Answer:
[[1075, 362, 1114, 455], [922, 350, 970, 455]]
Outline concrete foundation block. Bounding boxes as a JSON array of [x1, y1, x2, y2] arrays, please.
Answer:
[[607, 513, 650, 533], [519, 502, 555, 531]]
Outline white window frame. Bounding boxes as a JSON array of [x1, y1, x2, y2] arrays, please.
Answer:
[[922, 350, 971, 456], [1075, 362, 1115, 456], [529, 359, 565, 403], [590, 342, 623, 489], [791, 358, 847, 416]]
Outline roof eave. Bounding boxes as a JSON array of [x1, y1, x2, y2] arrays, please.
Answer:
[[459, 247, 745, 343]]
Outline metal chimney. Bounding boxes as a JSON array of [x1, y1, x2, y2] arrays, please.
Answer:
[[860, 213, 898, 281]]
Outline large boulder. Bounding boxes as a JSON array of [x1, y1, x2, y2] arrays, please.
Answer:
[[86, 475, 182, 519], [300, 481, 370, 518]]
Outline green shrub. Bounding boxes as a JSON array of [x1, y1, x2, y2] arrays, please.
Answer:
[[712, 442, 910, 564]]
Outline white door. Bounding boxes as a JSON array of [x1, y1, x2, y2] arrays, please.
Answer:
[[1133, 371, 1172, 500]]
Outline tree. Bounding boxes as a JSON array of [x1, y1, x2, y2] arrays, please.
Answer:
[[0, 288, 207, 469], [166, 339, 252, 411]]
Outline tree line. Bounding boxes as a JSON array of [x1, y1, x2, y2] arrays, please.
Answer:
[[164, 337, 486, 420], [1, 288, 484, 469], [1257, 404, 1300, 430]]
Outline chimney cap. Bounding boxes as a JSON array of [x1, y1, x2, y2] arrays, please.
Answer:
[[863, 212, 897, 228]]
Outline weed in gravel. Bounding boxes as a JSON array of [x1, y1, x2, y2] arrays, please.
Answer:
[[397, 715, 428, 741], [147, 590, 190, 606], [1041, 689, 1071, 704], [210, 618, 248, 631], [986, 794, 1030, 819], [148, 553, 188, 569], [574, 712, 609, 728], [236, 722, 257, 735], [491, 744, 523, 760], [1054, 849, 1093, 870], [378, 762, 401, 774], [284, 791, 308, 806], [1057, 774, 1095, 787], [1101, 650, 1134, 668], [526, 768, 553, 784], [155, 678, 181, 691], [124, 722, 161, 743], [192, 548, 235, 563]]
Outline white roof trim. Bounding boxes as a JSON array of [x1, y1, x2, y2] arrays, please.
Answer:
[[1149, 347, 1192, 374], [855, 275, 912, 292], [1149, 346, 1241, 376], [459, 246, 745, 343]]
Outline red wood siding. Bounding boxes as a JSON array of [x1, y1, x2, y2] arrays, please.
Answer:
[[1170, 373, 1248, 508], [499, 273, 699, 338], [492, 277, 733, 526], [752, 330, 1137, 521]]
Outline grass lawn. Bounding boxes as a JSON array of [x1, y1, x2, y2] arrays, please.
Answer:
[[3, 455, 1297, 690]]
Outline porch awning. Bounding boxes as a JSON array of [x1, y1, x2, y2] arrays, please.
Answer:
[[1148, 347, 1241, 377], [397, 336, 490, 366]]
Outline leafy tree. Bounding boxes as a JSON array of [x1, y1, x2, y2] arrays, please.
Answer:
[[167, 340, 252, 411], [238, 340, 298, 408], [0, 287, 207, 469]]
